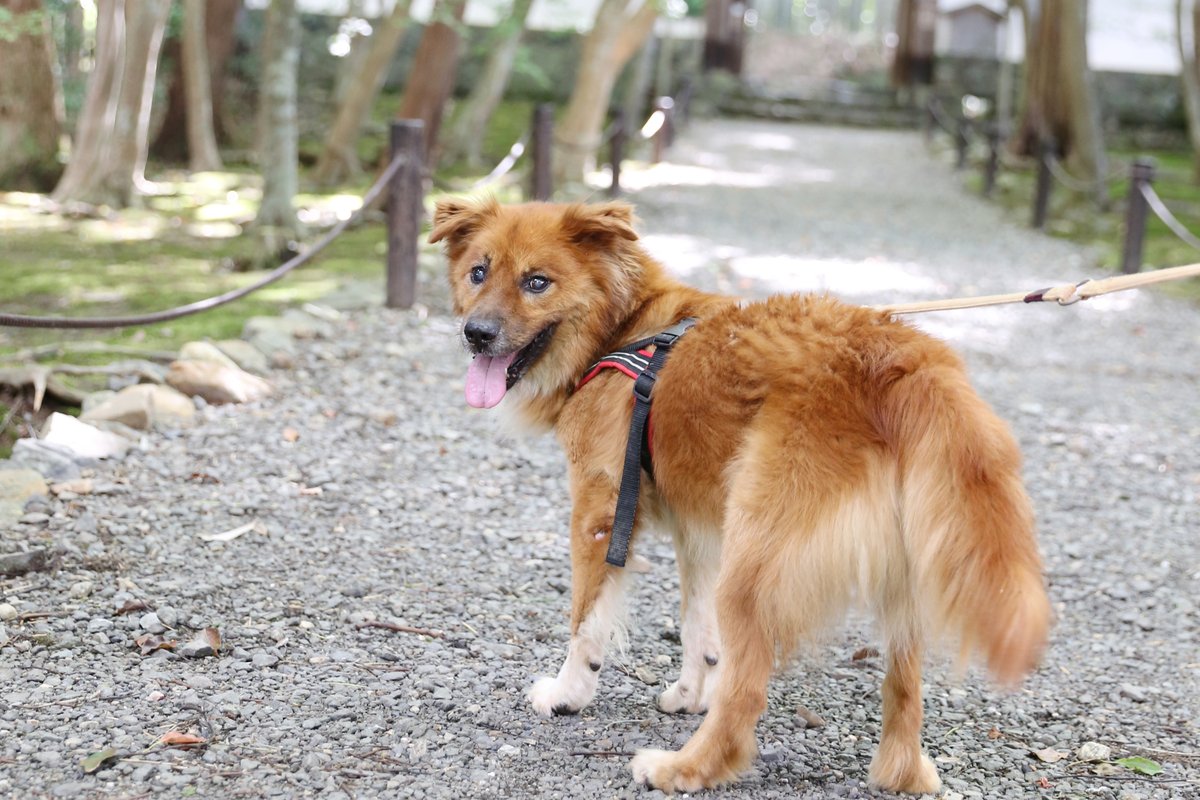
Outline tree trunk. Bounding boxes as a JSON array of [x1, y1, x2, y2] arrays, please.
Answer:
[[703, 0, 745, 74], [0, 0, 64, 190], [621, 34, 656, 131], [439, 0, 535, 168], [254, 0, 301, 236], [313, 0, 412, 186], [1014, 0, 1106, 196], [890, 0, 936, 88], [332, 0, 372, 106], [151, 0, 241, 162], [183, 0, 222, 172], [554, 0, 658, 183], [52, 0, 171, 207], [390, 0, 469, 165], [1177, 0, 1200, 183]]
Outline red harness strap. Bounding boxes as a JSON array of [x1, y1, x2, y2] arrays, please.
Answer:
[[576, 348, 657, 463]]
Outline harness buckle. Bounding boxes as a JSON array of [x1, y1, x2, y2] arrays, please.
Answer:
[[633, 371, 657, 402]]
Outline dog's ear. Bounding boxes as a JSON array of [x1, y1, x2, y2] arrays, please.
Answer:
[[428, 196, 497, 251], [562, 202, 639, 244]]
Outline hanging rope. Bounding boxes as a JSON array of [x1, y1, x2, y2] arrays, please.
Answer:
[[0, 154, 408, 330]]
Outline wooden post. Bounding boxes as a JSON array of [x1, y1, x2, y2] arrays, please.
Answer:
[[531, 103, 553, 201], [983, 123, 1000, 197], [652, 97, 674, 162], [1031, 136, 1054, 231], [954, 119, 969, 170], [662, 96, 676, 147], [609, 111, 626, 199], [1120, 157, 1156, 274], [386, 119, 423, 310], [677, 76, 693, 124]]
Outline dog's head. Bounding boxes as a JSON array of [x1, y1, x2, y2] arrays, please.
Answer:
[[430, 197, 642, 409]]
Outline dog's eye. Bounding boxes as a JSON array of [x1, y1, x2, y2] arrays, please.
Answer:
[[525, 275, 550, 294], [469, 265, 487, 285]]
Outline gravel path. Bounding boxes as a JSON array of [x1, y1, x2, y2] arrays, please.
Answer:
[[2, 120, 1198, 800]]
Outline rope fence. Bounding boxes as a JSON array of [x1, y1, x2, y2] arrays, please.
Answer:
[[0, 153, 412, 330], [1, 83, 694, 331], [924, 97, 1200, 276]]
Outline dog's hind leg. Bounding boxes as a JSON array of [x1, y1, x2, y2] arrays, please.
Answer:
[[659, 527, 722, 715], [867, 636, 941, 794], [528, 477, 629, 717], [632, 514, 775, 792]]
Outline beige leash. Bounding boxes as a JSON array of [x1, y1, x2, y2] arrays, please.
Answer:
[[872, 262, 1200, 315]]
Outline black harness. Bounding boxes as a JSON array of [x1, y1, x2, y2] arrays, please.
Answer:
[[575, 318, 697, 567]]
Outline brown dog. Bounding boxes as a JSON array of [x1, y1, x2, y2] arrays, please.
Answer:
[[431, 197, 1050, 794]]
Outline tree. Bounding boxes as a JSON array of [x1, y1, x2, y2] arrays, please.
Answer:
[[440, 0, 535, 169], [1177, 0, 1200, 182], [554, 0, 659, 183], [890, 0, 937, 89], [1011, 0, 1106, 197], [182, 0, 222, 171], [151, 0, 241, 162], [390, 0, 469, 164], [703, 0, 745, 74], [52, 0, 172, 207], [255, 0, 301, 237], [0, 0, 64, 189], [313, 0, 412, 186]]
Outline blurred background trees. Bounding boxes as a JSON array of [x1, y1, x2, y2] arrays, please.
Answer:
[[0, 0, 1194, 239]]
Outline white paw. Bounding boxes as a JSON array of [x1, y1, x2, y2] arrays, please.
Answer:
[[658, 680, 708, 714], [631, 748, 704, 793], [527, 674, 594, 717], [630, 748, 670, 785]]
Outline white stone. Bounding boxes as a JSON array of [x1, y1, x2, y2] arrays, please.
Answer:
[[82, 383, 196, 430], [166, 360, 272, 405], [180, 341, 241, 370], [40, 413, 131, 460]]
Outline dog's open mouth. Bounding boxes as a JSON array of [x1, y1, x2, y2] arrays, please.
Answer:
[[464, 324, 556, 409]]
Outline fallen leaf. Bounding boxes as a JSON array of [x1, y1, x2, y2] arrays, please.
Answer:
[[133, 633, 177, 656], [1036, 775, 1052, 789], [282, 427, 300, 442], [188, 472, 221, 484], [987, 728, 1002, 740], [156, 731, 207, 749], [1031, 748, 1067, 764], [1116, 756, 1163, 776], [298, 486, 323, 496], [117, 599, 151, 615], [80, 747, 119, 773], [199, 626, 221, 653], [851, 646, 879, 661], [198, 521, 256, 543]]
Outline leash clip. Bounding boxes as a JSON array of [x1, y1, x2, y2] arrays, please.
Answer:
[[1055, 280, 1091, 306]]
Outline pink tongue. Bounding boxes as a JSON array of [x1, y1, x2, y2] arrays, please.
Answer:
[[465, 352, 517, 409]]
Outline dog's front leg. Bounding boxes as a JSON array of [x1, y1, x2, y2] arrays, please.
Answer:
[[528, 479, 629, 717]]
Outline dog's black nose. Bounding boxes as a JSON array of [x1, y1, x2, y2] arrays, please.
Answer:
[[464, 318, 500, 351]]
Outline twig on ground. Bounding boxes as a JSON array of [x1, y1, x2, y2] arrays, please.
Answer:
[[570, 750, 636, 757], [354, 620, 445, 638]]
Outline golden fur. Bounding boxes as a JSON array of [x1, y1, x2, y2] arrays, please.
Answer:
[[432, 197, 1051, 794]]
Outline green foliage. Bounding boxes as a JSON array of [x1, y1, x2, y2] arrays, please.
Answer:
[[1115, 756, 1163, 776], [0, 8, 46, 43]]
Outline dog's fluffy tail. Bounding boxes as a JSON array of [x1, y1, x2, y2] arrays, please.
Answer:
[[887, 364, 1051, 686]]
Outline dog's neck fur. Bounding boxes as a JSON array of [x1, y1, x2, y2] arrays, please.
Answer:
[[505, 245, 734, 434]]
